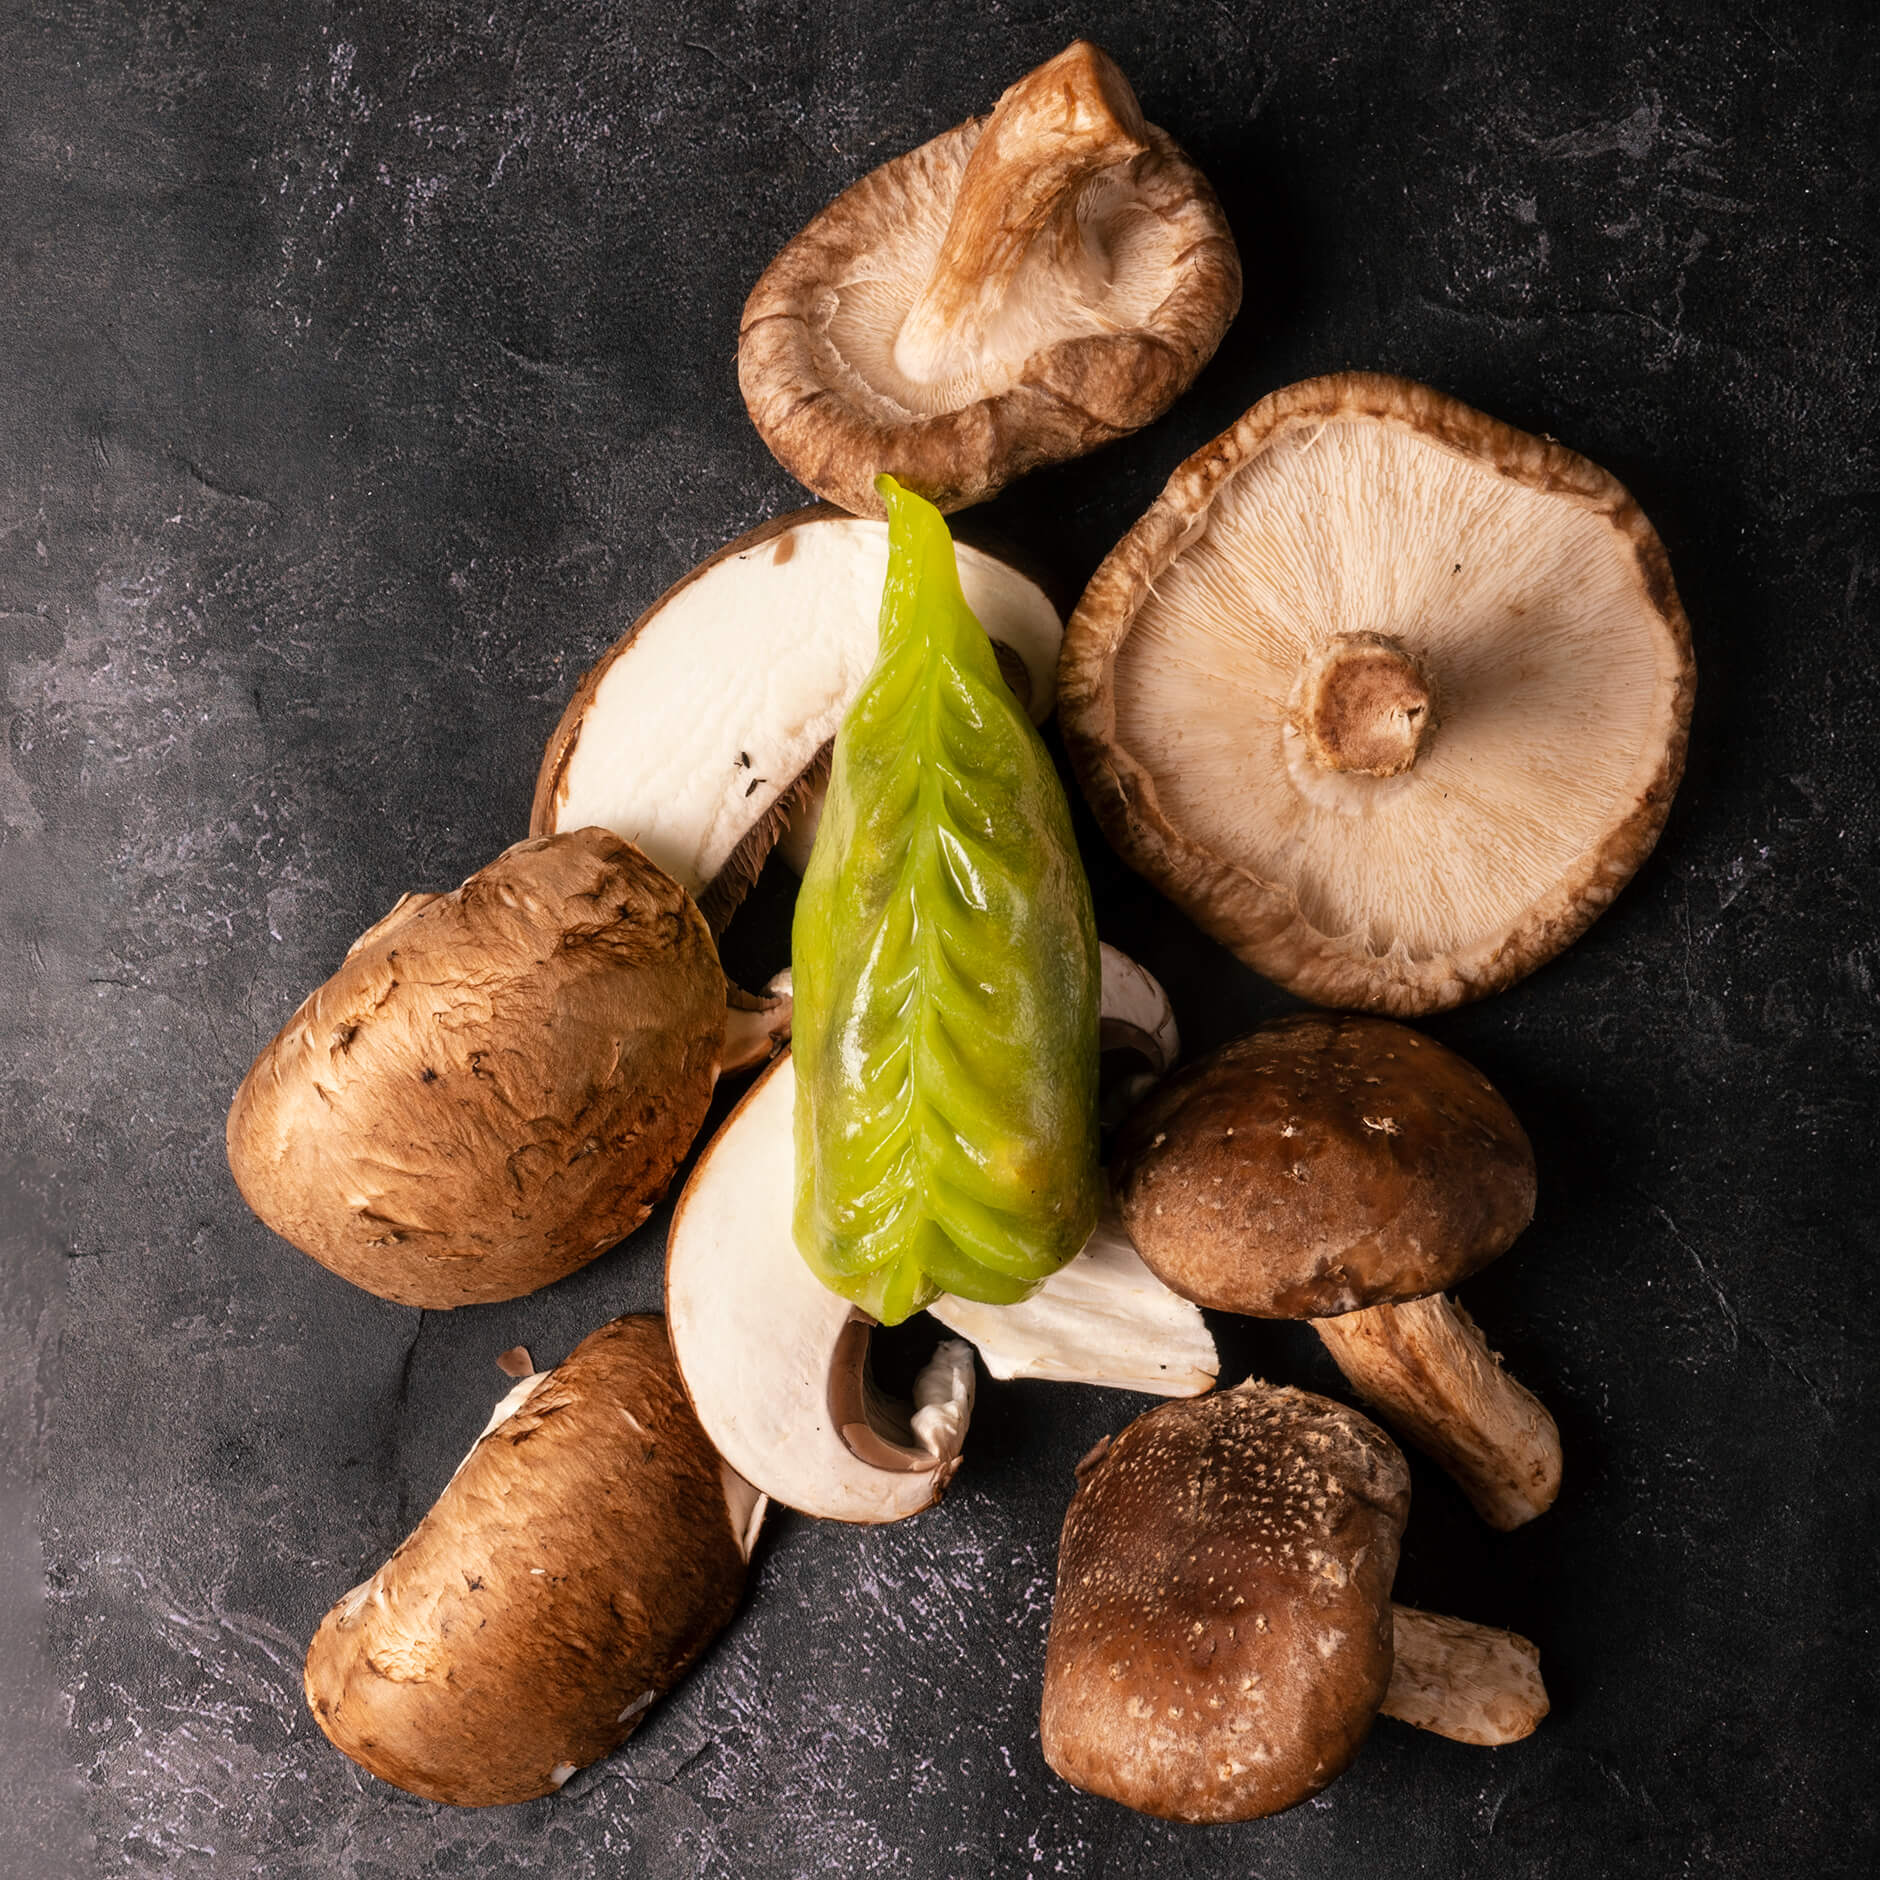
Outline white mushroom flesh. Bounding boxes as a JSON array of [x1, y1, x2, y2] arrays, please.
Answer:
[[550, 520, 1059, 896], [666, 1054, 974, 1523], [1112, 417, 1690, 964], [930, 1213, 1217, 1395]]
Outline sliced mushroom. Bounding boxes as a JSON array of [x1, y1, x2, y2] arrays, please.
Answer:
[[1060, 372, 1697, 1015], [1111, 1013, 1562, 1529], [666, 949, 1205, 1517], [665, 1051, 976, 1524], [304, 1316, 755, 1807], [1039, 1380, 1547, 1823], [532, 508, 1062, 933], [228, 830, 726, 1308], [739, 41, 1240, 517], [929, 1210, 1216, 1396]]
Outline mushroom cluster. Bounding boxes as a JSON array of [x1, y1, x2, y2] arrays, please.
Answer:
[[221, 34, 1696, 1834]]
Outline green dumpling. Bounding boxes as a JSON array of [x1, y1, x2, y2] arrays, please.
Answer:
[[790, 476, 1102, 1326]]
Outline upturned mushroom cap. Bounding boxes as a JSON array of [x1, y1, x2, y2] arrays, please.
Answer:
[[739, 42, 1240, 517], [1041, 1380, 1410, 1822], [304, 1316, 753, 1807], [1112, 1013, 1536, 1318], [532, 507, 1063, 933], [1059, 372, 1697, 1014], [227, 830, 725, 1307]]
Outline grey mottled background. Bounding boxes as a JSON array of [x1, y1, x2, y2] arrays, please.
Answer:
[[3, 2, 1876, 1875]]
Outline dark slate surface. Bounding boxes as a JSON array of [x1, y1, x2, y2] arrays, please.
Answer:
[[3, 2, 1876, 1875]]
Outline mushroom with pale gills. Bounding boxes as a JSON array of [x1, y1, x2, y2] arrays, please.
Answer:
[[664, 950, 1217, 1523], [1040, 1380, 1548, 1824], [1111, 1013, 1563, 1530], [1059, 371, 1697, 1015], [532, 507, 1063, 934], [304, 1316, 761, 1808], [738, 41, 1241, 518]]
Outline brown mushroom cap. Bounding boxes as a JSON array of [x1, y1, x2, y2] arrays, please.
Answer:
[[1041, 1380, 1410, 1823], [304, 1316, 750, 1807], [739, 42, 1240, 517], [1059, 372, 1697, 1015], [227, 830, 725, 1308], [1112, 1013, 1536, 1318]]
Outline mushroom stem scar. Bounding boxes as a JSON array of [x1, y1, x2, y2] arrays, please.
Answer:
[[893, 41, 1148, 385], [1312, 1294, 1562, 1530], [1293, 633, 1436, 777], [1381, 1605, 1549, 1745]]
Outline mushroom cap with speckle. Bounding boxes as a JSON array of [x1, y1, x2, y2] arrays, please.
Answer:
[[1112, 1013, 1536, 1318], [1041, 1381, 1410, 1822]]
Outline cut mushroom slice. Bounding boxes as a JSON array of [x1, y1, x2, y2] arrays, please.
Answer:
[[1096, 942, 1181, 1128], [667, 949, 1193, 1515], [533, 508, 1062, 933], [930, 1213, 1216, 1395], [721, 970, 794, 1075], [739, 41, 1240, 517], [666, 1052, 975, 1523], [1060, 371, 1697, 1015], [1111, 1012, 1563, 1529]]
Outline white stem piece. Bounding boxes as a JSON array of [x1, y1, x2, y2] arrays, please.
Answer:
[[1313, 1294, 1563, 1531], [1382, 1605, 1549, 1746], [893, 43, 1148, 386], [930, 1213, 1216, 1395]]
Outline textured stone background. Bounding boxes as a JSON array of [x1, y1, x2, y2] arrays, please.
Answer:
[[3, 2, 1876, 1875]]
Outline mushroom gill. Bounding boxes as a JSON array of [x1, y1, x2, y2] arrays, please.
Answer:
[[1060, 373, 1697, 1015]]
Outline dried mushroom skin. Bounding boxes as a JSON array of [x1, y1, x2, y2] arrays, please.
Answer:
[[531, 507, 1064, 934], [791, 479, 1101, 1325], [304, 1316, 750, 1807], [1041, 1382, 1410, 1822], [740, 42, 1241, 517], [1113, 1013, 1536, 1318], [227, 830, 725, 1308], [1060, 372, 1697, 1014]]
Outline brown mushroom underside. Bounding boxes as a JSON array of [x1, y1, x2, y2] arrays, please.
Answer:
[[739, 43, 1240, 517]]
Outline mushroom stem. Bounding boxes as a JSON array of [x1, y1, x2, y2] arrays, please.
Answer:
[[893, 41, 1148, 386], [1293, 632, 1436, 777], [1381, 1605, 1549, 1746], [721, 972, 794, 1074], [1312, 1294, 1562, 1530]]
